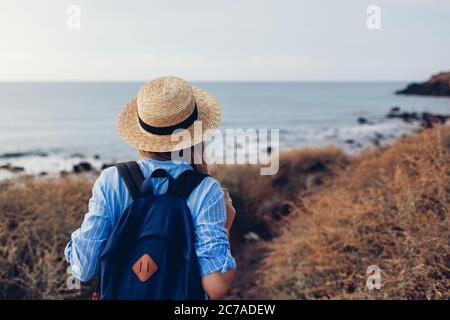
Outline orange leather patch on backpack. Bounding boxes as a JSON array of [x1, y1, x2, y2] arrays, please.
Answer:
[[132, 253, 158, 282]]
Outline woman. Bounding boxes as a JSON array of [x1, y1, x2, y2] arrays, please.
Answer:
[[65, 76, 236, 299]]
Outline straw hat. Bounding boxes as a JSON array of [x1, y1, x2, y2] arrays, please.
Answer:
[[117, 76, 221, 152]]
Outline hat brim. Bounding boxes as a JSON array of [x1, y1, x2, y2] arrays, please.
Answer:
[[117, 86, 222, 152]]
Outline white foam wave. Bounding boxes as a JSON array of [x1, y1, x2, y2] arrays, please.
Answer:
[[0, 119, 419, 180], [0, 154, 105, 180]]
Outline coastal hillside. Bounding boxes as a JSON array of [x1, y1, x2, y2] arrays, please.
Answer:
[[0, 126, 448, 299], [258, 125, 449, 299], [397, 71, 450, 96]]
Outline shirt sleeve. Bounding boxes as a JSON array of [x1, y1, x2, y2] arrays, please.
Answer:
[[64, 171, 112, 282], [193, 182, 237, 277]]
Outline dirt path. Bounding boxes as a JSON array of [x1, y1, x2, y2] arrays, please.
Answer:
[[227, 240, 269, 299]]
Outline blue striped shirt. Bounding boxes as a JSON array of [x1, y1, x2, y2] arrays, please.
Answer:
[[64, 158, 236, 282]]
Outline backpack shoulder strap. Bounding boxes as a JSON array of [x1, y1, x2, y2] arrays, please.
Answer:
[[174, 169, 209, 199], [115, 161, 145, 200]]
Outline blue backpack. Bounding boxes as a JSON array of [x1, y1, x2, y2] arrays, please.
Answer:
[[97, 161, 208, 300]]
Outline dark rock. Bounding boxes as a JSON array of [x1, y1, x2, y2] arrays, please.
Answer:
[[39, 171, 48, 176], [345, 139, 355, 144], [384, 108, 449, 128], [101, 162, 115, 170], [386, 109, 399, 118], [73, 161, 93, 173], [357, 117, 373, 125], [375, 132, 385, 140], [94, 154, 100, 160], [371, 133, 385, 147], [0, 151, 47, 159], [386, 110, 419, 122], [436, 114, 449, 122], [396, 71, 450, 96], [0, 164, 24, 172], [421, 112, 449, 129], [60, 170, 69, 176], [357, 117, 368, 124], [0, 153, 23, 159], [390, 106, 400, 112]]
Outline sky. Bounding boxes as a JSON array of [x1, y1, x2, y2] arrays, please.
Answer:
[[0, 0, 449, 81]]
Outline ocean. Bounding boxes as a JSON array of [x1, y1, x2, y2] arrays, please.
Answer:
[[0, 82, 449, 178]]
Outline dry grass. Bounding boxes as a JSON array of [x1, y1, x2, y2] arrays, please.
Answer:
[[211, 146, 349, 241], [0, 127, 448, 299], [0, 176, 94, 299], [259, 126, 450, 299], [211, 147, 350, 299]]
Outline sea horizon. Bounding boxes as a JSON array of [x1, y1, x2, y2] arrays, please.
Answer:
[[0, 80, 426, 84]]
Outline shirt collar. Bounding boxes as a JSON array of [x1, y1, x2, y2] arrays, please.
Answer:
[[140, 157, 192, 167]]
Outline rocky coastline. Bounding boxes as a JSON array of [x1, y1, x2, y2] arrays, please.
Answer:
[[0, 107, 448, 180], [396, 71, 450, 96]]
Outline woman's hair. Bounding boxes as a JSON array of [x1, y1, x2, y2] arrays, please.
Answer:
[[139, 142, 208, 174]]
